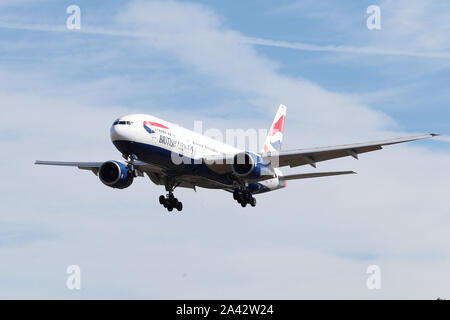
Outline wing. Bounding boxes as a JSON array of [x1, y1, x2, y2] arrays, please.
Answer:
[[262, 133, 439, 168], [35, 160, 150, 177], [34, 160, 199, 189], [35, 160, 103, 174]]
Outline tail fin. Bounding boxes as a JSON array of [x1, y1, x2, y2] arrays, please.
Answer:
[[261, 104, 287, 153]]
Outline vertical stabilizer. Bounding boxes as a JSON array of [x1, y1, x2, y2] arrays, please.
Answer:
[[261, 104, 287, 153]]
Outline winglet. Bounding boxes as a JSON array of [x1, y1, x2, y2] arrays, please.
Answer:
[[431, 133, 440, 137]]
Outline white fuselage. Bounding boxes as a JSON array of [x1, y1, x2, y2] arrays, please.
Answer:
[[111, 114, 240, 159], [110, 114, 284, 193]]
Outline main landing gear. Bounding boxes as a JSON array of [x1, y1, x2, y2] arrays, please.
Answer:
[[233, 189, 256, 208], [159, 179, 183, 212], [159, 192, 183, 212]]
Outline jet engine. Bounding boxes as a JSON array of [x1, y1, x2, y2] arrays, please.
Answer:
[[98, 160, 134, 189], [231, 152, 273, 180]]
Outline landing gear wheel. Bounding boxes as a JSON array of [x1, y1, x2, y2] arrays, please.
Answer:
[[159, 189, 183, 212], [234, 188, 255, 208]]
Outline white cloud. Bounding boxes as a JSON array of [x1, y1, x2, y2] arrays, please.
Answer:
[[268, 0, 450, 60], [117, 0, 399, 146], [438, 135, 450, 143], [377, 0, 450, 52], [3, 0, 450, 63], [244, 37, 450, 59]]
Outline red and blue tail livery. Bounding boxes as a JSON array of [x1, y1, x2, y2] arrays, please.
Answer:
[[262, 104, 286, 153]]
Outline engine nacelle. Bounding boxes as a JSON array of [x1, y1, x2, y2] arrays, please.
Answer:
[[232, 152, 273, 180], [98, 160, 134, 189]]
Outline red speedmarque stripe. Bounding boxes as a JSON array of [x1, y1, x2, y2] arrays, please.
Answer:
[[143, 121, 168, 129]]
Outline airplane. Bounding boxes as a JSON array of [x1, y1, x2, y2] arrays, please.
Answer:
[[35, 104, 438, 212]]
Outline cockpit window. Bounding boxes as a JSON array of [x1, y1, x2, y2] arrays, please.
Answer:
[[113, 120, 133, 126]]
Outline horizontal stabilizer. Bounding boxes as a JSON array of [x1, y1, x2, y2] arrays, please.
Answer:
[[279, 171, 356, 181]]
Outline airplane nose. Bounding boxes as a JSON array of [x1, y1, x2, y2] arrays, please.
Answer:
[[110, 124, 128, 142]]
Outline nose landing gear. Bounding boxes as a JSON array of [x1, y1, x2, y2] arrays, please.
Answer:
[[233, 189, 256, 208], [123, 153, 139, 177], [159, 192, 183, 212]]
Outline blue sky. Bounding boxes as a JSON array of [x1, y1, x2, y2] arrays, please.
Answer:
[[1, 0, 449, 135], [0, 0, 449, 299]]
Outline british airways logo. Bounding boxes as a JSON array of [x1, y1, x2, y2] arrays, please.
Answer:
[[143, 121, 168, 134], [271, 115, 285, 136], [263, 115, 285, 152]]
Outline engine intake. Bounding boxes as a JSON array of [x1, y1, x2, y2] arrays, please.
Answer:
[[99, 161, 134, 189], [232, 152, 273, 180], [232, 152, 255, 176]]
